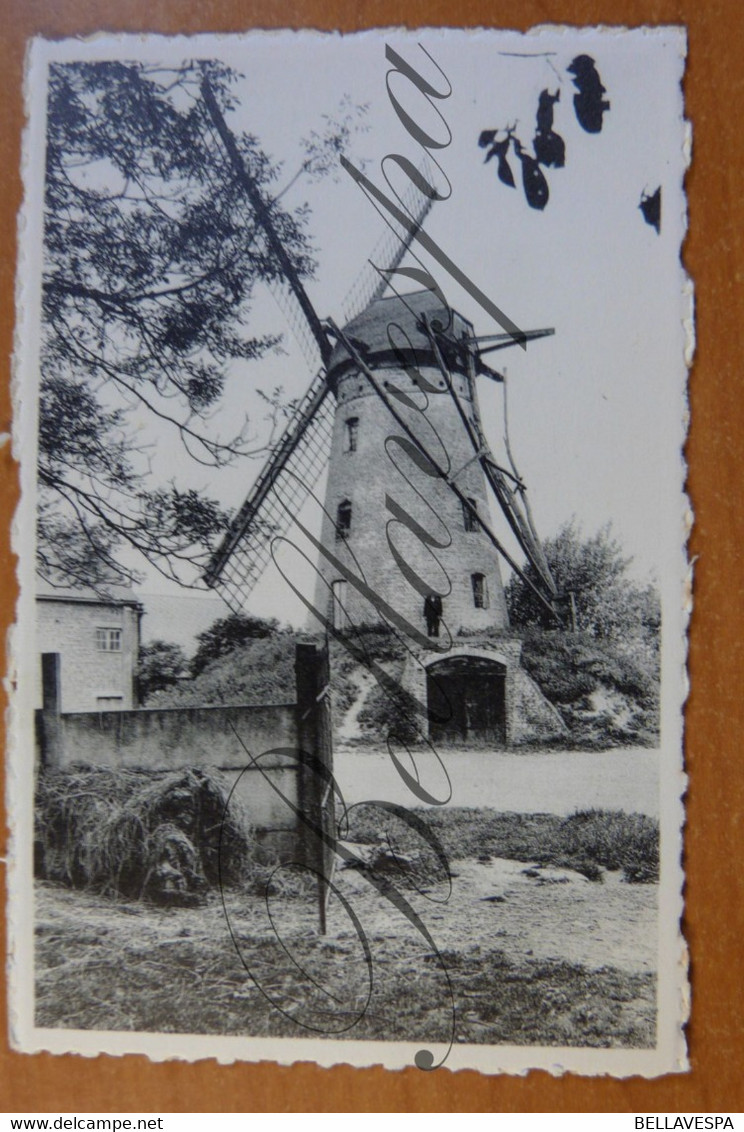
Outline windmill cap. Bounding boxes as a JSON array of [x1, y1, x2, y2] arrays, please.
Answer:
[[327, 289, 474, 385]]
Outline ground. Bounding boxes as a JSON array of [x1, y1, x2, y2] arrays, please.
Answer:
[[334, 745, 659, 816], [35, 838, 656, 1049]]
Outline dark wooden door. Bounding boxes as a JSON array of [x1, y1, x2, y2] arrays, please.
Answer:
[[427, 656, 506, 745]]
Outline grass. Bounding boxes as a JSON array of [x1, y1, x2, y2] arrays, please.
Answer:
[[36, 765, 659, 913], [33, 793, 658, 1048], [33, 767, 658, 1049], [345, 806, 659, 883], [35, 883, 655, 1048]]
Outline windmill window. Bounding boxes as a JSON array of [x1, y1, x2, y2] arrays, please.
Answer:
[[345, 417, 359, 452], [462, 497, 479, 532], [471, 573, 489, 609], [336, 500, 352, 540]]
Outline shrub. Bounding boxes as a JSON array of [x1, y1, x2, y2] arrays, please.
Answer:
[[345, 806, 660, 883], [191, 613, 280, 676], [356, 670, 424, 744], [518, 628, 660, 748], [559, 809, 660, 882], [137, 640, 188, 703], [328, 645, 361, 717], [506, 520, 661, 645], [330, 624, 412, 670], [156, 633, 298, 707]]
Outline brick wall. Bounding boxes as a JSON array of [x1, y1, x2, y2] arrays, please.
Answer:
[[511, 667, 569, 745]]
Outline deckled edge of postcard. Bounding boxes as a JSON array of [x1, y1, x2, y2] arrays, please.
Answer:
[[6, 24, 692, 1078]]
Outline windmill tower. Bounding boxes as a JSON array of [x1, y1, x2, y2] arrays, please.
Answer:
[[200, 81, 562, 744], [316, 289, 510, 637]]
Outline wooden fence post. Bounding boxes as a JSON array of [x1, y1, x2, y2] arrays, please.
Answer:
[[295, 641, 317, 862], [294, 641, 334, 933]]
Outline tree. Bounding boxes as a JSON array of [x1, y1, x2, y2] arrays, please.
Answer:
[[191, 612, 279, 677], [137, 640, 188, 702], [38, 60, 366, 589], [506, 520, 660, 641]]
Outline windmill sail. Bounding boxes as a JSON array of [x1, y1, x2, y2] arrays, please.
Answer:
[[265, 273, 325, 376], [418, 315, 559, 611], [200, 78, 333, 368], [200, 77, 557, 620], [200, 77, 340, 611], [204, 369, 335, 612], [341, 173, 434, 324], [480, 452, 557, 600]]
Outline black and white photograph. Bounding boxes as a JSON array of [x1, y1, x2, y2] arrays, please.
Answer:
[[10, 26, 689, 1075]]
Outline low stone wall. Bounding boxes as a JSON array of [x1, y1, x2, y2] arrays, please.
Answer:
[[44, 701, 297, 770], [35, 644, 333, 862], [224, 753, 300, 838], [37, 702, 300, 838]]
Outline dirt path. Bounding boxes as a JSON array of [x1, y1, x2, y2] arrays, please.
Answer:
[[35, 838, 656, 1047], [328, 854, 656, 974], [334, 746, 660, 816], [37, 855, 656, 985], [337, 668, 376, 741]]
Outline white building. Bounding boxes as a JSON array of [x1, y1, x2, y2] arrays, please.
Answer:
[[36, 580, 143, 712]]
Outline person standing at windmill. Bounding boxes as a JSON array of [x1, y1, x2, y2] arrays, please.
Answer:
[[423, 592, 443, 637]]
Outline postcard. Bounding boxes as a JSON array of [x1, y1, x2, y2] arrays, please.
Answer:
[[9, 26, 690, 1075]]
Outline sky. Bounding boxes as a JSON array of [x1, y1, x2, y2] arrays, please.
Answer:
[[31, 28, 690, 630]]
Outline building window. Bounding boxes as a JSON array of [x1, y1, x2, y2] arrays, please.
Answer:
[[462, 497, 479, 532], [345, 417, 359, 452], [471, 573, 489, 609], [336, 499, 352, 540], [95, 627, 122, 652]]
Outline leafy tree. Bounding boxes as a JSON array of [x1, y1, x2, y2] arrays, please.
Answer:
[[191, 612, 279, 676], [506, 520, 660, 642], [137, 639, 188, 702], [38, 60, 366, 589]]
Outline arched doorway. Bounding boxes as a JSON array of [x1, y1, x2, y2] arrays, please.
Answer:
[[426, 654, 506, 745]]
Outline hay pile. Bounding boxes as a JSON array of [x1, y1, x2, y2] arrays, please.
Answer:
[[35, 766, 253, 905]]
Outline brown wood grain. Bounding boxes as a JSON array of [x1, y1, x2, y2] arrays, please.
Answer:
[[1, 0, 742, 1113]]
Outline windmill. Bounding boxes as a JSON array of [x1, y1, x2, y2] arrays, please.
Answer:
[[200, 79, 560, 659]]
